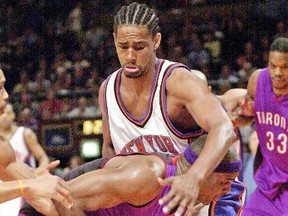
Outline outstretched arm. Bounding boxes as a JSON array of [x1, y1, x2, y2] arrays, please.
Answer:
[[230, 70, 260, 127], [0, 173, 72, 207]]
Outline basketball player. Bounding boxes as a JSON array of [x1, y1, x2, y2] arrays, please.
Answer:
[[0, 103, 50, 216], [0, 68, 73, 214], [100, 2, 236, 215], [21, 135, 241, 216], [238, 37, 288, 215]]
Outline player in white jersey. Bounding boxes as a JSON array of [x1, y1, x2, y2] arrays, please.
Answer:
[[0, 104, 50, 216], [0, 68, 72, 214], [99, 2, 236, 215]]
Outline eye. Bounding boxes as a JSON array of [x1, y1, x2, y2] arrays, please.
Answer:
[[134, 45, 145, 50], [119, 44, 128, 49]]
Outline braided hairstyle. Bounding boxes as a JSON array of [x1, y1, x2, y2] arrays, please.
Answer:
[[114, 2, 160, 36]]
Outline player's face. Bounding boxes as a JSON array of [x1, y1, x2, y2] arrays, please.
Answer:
[[268, 51, 288, 97], [198, 172, 238, 204], [0, 104, 15, 128], [114, 25, 161, 79], [0, 70, 8, 116]]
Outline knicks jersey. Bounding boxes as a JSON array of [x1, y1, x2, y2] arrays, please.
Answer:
[[254, 68, 288, 199], [104, 59, 204, 155], [0, 126, 36, 216]]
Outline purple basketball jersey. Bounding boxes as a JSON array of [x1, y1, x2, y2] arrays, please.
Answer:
[[254, 68, 288, 199]]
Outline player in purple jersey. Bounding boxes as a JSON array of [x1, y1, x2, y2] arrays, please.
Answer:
[[236, 37, 288, 215], [20, 135, 241, 216]]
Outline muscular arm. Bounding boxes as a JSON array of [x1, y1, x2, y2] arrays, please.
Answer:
[[229, 70, 261, 127], [167, 69, 236, 183], [159, 68, 236, 214], [0, 136, 34, 181], [24, 128, 50, 166], [99, 81, 115, 157]]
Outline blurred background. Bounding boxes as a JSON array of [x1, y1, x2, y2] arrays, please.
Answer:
[[0, 0, 287, 168]]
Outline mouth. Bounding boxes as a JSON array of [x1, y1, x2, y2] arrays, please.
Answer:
[[124, 65, 140, 73]]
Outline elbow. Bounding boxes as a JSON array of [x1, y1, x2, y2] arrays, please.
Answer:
[[226, 122, 237, 144]]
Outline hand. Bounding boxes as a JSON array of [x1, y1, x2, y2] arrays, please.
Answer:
[[25, 197, 60, 216], [158, 173, 200, 216], [34, 160, 61, 177], [237, 95, 254, 117], [231, 96, 254, 127], [191, 202, 207, 216], [24, 174, 73, 209]]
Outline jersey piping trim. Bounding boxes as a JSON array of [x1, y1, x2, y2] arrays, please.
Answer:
[[114, 59, 164, 127], [160, 64, 205, 139]]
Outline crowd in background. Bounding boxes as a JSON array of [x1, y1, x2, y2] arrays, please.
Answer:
[[0, 0, 287, 169]]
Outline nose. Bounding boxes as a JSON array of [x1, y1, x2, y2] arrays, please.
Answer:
[[274, 67, 282, 76], [126, 48, 136, 63], [2, 88, 8, 101]]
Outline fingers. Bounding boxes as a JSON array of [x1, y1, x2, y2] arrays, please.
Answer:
[[51, 178, 73, 209], [47, 160, 61, 170], [158, 177, 175, 205], [158, 177, 173, 187], [35, 160, 61, 176]]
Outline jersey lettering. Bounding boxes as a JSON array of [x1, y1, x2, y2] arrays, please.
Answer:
[[120, 135, 179, 154]]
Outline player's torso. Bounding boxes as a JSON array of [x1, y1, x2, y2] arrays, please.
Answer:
[[9, 126, 36, 168], [105, 59, 204, 155]]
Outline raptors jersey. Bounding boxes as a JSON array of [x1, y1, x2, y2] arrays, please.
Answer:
[[0, 126, 36, 216], [104, 59, 204, 155], [254, 68, 288, 199]]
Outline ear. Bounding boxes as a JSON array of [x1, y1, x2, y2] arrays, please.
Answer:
[[153, 33, 161, 50]]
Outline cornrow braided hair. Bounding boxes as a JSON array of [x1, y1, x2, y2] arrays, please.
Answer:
[[114, 2, 160, 36]]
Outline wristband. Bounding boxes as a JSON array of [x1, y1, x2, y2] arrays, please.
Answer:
[[18, 180, 24, 197]]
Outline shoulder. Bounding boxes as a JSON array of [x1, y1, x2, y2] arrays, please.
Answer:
[[247, 69, 262, 99], [24, 127, 36, 138], [0, 135, 16, 166], [166, 67, 206, 89]]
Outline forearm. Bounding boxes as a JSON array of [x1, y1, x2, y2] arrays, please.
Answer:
[[102, 143, 116, 157], [4, 162, 35, 181], [0, 180, 23, 203], [187, 123, 236, 181]]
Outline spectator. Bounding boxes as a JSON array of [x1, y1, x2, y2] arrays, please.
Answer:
[[217, 63, 239, 88], [18, 108, 38, 133], [40, 89, 63, 120], [12, 71, 33, 94], [66, 96, 100, 118]]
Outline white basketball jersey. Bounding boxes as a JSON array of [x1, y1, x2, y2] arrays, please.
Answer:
[[104, 59, 204, 155], [0, 126, 36, 216], [10, 126, 36, 168]]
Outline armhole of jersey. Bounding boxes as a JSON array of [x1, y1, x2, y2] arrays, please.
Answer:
[[160, 63, 205, 139]]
